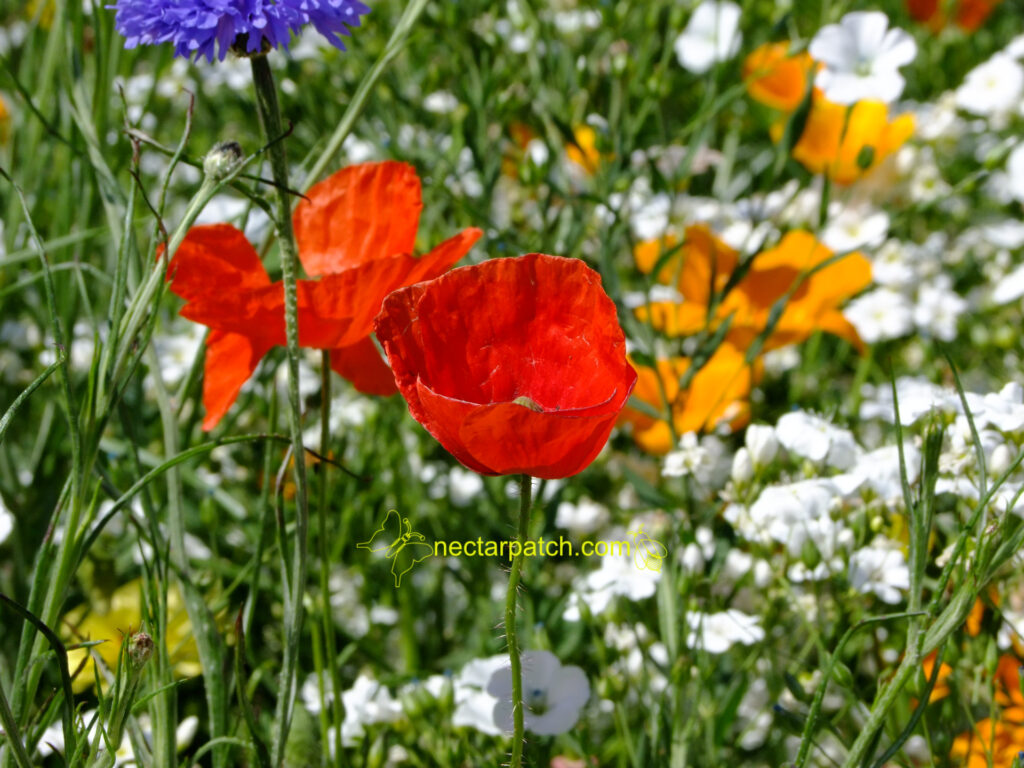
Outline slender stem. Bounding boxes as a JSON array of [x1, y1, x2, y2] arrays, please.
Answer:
[[249, 53, 311, 768], [317, 351, 345, 766], [505, 474, 533, 768]]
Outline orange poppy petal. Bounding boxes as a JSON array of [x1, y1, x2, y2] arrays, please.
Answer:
[[329, 337, 398, 396], [202, 330, 273, 431], [293, 161, 423, 277], [166, 224, 271, 302]]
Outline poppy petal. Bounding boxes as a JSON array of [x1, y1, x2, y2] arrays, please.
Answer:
[[329, 337, 399, 396], [202, 330, 273, 431], [166, 224, 272, 302], [458, 402, 621, 479], [305, 227, 482, 348], [293, 161, 423, 277]]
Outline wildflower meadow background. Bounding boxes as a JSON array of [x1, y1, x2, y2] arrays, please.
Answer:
[[2, 0, 1024, 766]]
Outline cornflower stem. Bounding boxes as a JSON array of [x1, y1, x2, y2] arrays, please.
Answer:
[[505, 474, 533, 768], [249, 53, 311, 768]]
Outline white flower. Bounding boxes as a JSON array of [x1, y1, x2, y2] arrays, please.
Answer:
[[151, 323, 205, 385], [673, 0, 742, 75], [775, 411, 859, 469], [848, 541, 910, 603], [745, 479, 851, 567], [822, 208, 889, 252], [340, 674, 403, 746], [423, 90, 459, 114], [448, 466, 484, 507], [630, 193, 672, 240], [563, 526, 662, 621], [965, 382, 1024, 432], [731, 447, 754, 484], [38, 711, 197, 764], [622, 284, 685, 309], [992, 262, 1024, 305], [0, 493, 12, 546], [744, 423, 779, 467], [663, 432, 708, 477], [833, 443, 921, 501], [555, 497, 610, 536], [342, 133, 377, 164], [870, 241, 917, 289], [843, 288, 915, 343], [858, 376, 958, 425], [663, 432, 731, 488], [736, 677, 773, 749], [552, 9, 601, 34], [1004, 142, 1024, 203], [913, 278, 966, 342], [809, 11, 916, 104], [487, 650, 590, 735], [525, 138, 550, 166], [955, 53, 1024, 116], [453, 655, 509, 735], [686, 610, 765, 653]]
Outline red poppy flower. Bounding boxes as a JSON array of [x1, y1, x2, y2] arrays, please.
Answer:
[[165, 161, 483, 430], [373, 253, 637, 479]]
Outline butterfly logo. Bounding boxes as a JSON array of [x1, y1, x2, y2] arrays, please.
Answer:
[[357, 509, 434, 588], [626, 523, 668, 573]]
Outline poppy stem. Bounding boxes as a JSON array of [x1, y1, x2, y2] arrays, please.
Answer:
[[250, 53, 311, 768], [505, 473, 533, 767]]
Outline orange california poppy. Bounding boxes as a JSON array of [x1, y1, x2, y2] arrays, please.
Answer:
[[619, 344, 756, 454], [950, 654, 1024, 767], [743, 42, 818, 112], [166, 161, 483, 430], [920, 649, 954, 703], [951, 712, 1024, 767], [636, 229, 870, 353], [775, 95, 915, 185]]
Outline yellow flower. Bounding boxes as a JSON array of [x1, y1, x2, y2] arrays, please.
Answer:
[[62, 579, 201, 692], [636, 228, 871, 352], [26, 0, 56, 28], [618, 345, 756, 454], [776, 95, 915, 185], [566, 125, 604, 175]]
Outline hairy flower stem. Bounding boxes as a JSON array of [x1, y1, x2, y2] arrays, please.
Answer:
[[250, 53, 310, 768], [505, 474, 533, 768]]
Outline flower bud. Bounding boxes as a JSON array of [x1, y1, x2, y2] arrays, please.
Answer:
[[990, 443, 1014, 477], [128, 631, 154, 670], [203, 141, 244, 180], [745, 424, 779, 467], [731, 447, 754, 484]]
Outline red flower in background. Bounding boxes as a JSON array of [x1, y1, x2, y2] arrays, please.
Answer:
[[374, 254, 637, 479], [906, 0, 1001, 31], [166, 161, 482, 430]]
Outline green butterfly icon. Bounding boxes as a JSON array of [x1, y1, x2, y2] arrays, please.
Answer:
[[357, 509, 433, 588]]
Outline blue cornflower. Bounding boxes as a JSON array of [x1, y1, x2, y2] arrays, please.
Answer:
[[107, 0, 370, 63]]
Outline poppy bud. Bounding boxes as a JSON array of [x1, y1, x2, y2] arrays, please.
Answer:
[[128, 631, 154, 670], [203, 141, 244, 180]]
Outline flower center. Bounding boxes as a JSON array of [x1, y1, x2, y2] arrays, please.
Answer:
[[526, 687, 549, 714], [513, 396, 544, 412]]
